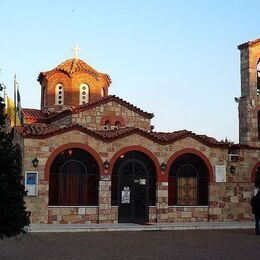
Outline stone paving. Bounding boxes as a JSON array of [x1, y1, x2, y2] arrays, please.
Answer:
[[1, 228, 260, 260]]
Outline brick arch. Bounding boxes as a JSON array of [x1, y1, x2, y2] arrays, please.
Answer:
[[44, 142, 103, 181], [165, 148, 214, 182], [109, 145, 162, 181], [251, 161, 260, 182]]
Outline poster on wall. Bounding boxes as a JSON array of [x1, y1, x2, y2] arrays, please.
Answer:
[[121, 187, 130, 204], [215, 165, 226, 182], [25, 171, 38, 196]]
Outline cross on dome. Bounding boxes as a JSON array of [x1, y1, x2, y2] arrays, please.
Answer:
[[72, 44, 80, 59]]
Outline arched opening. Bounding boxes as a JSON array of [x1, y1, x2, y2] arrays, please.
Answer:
[[104, 120, 111, 130], [169, 153, 208, 206], [55, 83, 64, 105], [49, 148, 99, 206], [112, 151, 156, 223], [101, 87, 105, 97], [114, 121, 121, 129], [79, 83, 89, 105]]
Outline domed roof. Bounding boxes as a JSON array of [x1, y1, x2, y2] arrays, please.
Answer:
[[38, 58, 111, 84]]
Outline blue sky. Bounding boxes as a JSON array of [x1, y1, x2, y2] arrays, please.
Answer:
[[0, 0, 260, 142]]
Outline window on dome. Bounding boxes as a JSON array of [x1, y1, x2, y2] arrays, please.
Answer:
[[104, 120, 111, 130], [80, 83, 89, 105], [101, 87, 105, 97], [55, 84, 64, 105]]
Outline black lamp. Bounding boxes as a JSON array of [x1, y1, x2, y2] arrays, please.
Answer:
[[32, 157, 39, 168], [230, 165, 236, 174], [161, 162, 166, 172], [104, 160, 110, 169]]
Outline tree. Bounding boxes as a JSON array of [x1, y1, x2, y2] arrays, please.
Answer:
[[0, 84, 30, 239]]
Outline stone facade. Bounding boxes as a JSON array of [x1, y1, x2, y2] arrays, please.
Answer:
[[20, 40, 260, 224], [238, 40, 260, 147]]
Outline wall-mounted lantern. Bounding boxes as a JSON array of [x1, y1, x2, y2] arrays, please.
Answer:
[[230, 165, 236, 174], [104, 160, 110, 170], [160, 162, 166, 172], [32, 157, 39, 168]]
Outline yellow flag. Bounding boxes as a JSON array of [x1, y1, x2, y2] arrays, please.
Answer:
[[6, 96, 21, 126]]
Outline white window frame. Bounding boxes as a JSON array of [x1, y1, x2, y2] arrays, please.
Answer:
[[80, 83, 89, 105], [55, 83, 64, 105]]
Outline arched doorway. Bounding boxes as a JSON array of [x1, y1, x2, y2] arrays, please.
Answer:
[[168, 153, 208, 206], [112, 151, 156, 223], [49, 148, 99, 206]]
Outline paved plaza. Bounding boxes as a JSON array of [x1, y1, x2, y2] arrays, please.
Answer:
[[1, 229, 260, 260]]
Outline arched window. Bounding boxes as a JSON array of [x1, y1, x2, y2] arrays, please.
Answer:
[[101, 87, 105, 97], [55, 84, 64, 105], [114, 121, 121, 129], [104, 120, 111, 130], [49, 148, 99, 206], [257, 60, 260, 96], [169, 153, 208, 206], [80, 83, 89, 105]]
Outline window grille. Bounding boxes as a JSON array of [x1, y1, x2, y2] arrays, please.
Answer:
[[80, 83, 89, 105], [55, 84, 64, 105]]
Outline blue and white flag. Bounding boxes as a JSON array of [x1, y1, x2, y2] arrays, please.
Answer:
[[17, 86, 24, 125]]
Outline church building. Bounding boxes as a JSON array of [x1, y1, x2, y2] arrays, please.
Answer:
[[20, 39, 260, 224]]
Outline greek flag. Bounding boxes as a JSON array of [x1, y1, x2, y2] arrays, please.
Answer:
[[17, 86, 24, 125]]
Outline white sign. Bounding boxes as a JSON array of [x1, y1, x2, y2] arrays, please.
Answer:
[[139, 179, 146, 185], [121, 187, 130, 203], [25, 171, 38, 196], [215, 165, 226, 182]]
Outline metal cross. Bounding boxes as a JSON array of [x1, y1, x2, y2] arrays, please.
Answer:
[[72, 44, 80, 59]]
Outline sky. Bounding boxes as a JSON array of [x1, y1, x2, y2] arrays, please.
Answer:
[[0, 0, 260, 143]]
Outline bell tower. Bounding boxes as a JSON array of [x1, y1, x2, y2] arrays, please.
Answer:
[[237, 39, 260, 147]]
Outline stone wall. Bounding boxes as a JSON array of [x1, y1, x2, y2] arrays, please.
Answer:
[[168, 207, 208, 222], [48, 207, 98, 224], [239, 42, 260, 147], [71, 101, 151, 131], [23, 130, 259, 224]]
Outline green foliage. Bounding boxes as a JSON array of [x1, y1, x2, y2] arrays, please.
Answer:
[[0, 85, 30, 240]]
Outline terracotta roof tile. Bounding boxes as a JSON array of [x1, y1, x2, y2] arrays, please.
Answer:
[[22, 108, 46, 123], [22, 124, 229, 147], [45, 95, 154, 122], [38, 58, 111, 85]]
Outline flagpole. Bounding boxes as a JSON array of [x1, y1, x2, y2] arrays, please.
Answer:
[[3, 84, 7, 133], [14, 74, 17, 142]]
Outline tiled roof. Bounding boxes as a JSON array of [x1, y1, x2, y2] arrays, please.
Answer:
[[22, 108, 46, 122], [22, 124, 229, 147], [22, 95, 154, 125], [45, 95, 154, 122], [238, 38, 260, 50], [38, 58, 111, 84]]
